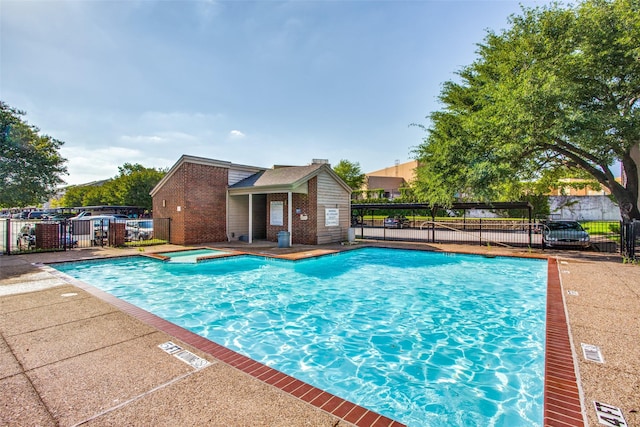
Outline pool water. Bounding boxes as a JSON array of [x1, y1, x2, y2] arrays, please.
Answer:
[[54, 247, 547, 426]]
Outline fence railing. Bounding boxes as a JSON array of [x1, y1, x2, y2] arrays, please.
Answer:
[[1, 218, 169, 255], [621, 220, 639, 261], [351, 217, 622, 253]]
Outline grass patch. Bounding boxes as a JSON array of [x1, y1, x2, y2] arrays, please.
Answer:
[[580, 221, 619, 235], [123, 239, 168, 247]]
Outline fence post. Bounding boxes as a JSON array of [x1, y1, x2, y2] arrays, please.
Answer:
[[383, 218, 386, 241], [479, 218, 482, 244], [627, 220, 638, 261], [61, 221, 66, 250], [431, 211, 435, 243], [620, 220, 624, 256], [5, 218, 10, 255]]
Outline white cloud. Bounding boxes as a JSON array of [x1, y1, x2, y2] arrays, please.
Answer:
[[60, 145, 159, 185], [119, 131, 198, 145], [120, 135, 167, 144], [229, 130, 246, 138]]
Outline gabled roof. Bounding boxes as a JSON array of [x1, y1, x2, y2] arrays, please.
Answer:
[[150, 154, 265, 197], [229, 163, 352, 195]]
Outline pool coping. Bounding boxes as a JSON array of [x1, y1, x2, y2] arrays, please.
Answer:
[[544, 258, 585, 426], [46, 253, 583, 427]]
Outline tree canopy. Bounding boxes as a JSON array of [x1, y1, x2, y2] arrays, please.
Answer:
[[56, 163, 166, 211], [1, 102, 68, 207], [413, 0, 640, 221], [333, 159, 366, 190]]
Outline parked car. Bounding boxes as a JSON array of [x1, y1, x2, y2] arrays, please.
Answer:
[[48, 213, 76, 221], [69, 211, 92, 220], [16, 224, 36, 250], [27, 211, 47, 219], [384, 216, 410, 229], [69, 215, 127, 246], [125, 220, 154, 241], [542, 221, 591, 249]]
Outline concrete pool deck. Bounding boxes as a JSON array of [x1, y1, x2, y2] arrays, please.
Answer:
[[1, 242, 638, 426]]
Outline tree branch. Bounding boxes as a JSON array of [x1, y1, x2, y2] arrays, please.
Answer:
[[540, 141, 613, 187]]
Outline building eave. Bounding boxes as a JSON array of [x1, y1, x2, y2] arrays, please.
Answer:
[[150, 154, 265, 197]]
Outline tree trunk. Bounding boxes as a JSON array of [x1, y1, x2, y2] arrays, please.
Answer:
[[609, 180, 640, 222], [616, 153, 640, 222]]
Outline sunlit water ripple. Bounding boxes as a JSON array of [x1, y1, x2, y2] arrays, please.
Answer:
[[55, 247, 547, 427]]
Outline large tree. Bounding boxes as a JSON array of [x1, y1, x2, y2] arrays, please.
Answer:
[[109, 163, 166, 210], [0, 102, 67, 207], [333, 159, 366, 190], [57, 163, 165, 211], [413, 0, 640, 221]]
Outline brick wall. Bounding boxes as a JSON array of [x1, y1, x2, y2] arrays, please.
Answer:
[[153, 165, 187, 244], [35, 223, 59, 250], [183, 163, 228, 243], [109, 222, 126, 247], [152, 162, 229, 245], [292, 177, 318, 244], [265, 177, 319, 245], [266, 193, 289, 242]]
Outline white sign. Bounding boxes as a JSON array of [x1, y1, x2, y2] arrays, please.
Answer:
[[325, 208, 339, 226], [594, 401, 627, 427], [270, 201, 284, 226]]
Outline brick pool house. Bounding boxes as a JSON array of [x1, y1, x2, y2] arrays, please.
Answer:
[[150, 155, 352, 246]]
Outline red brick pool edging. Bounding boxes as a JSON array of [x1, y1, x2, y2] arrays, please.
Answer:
[[48, 257, 583, 427], [543, 258, 585, 426]]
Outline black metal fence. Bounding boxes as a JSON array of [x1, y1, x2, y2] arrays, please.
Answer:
[[1, 218, 170, 255], [351, 209, 623, 254], [621, 220, 639, 261]]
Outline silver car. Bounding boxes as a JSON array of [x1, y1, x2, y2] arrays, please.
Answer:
[[542, 221, 590, 249], [125, 220, 154, 241]]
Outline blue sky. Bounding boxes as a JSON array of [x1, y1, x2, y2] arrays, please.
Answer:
[[1, 0, 553, 186]]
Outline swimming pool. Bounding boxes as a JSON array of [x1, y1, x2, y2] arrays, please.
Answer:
[[54, 247, 547, 426]]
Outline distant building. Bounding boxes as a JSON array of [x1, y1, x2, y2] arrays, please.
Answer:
[[548, 178, 612, 196], [361, 160, 419, 200]]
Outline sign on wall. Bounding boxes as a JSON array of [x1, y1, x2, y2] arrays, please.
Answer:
[[325, 208, 339, 226], [270, 201, 284, 226]]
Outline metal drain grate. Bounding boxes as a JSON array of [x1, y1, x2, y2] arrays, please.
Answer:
[[581, 343, 605, 363], [159, 341, 211, 370]]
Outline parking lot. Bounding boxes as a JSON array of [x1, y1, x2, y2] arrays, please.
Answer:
[[0, 218, 165, 255], [353, 221, 619, 252]]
